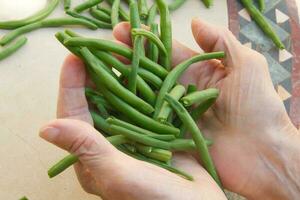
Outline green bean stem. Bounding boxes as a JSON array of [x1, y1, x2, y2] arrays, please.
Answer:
[[164, 94, 222, 186], [111, 0, 120, 27], [0, 36, 27, 61], [181, 88, 219, 107], [0, 0, 59, 29], [241, 0, 284, 49], [257, 0, 265, 12], [138, 0, 149, 20], [89, 8, 111, 23], [0, 18, 98, 46], [65, 37, 168, 78], [147, 23, 160, 63], [153, 52, 225, 118], [64, 0, 71, 10], [74, 0, 103, 13], [156, 0, 172, 70], [132, 28, 167, 56], [201, 0, 213, 8], [157, 85, 186, 123], [146, 4, 157, 26], [128, 36, 142, 94], [168, 0, 187, 11], [80, 47, 154, 115]]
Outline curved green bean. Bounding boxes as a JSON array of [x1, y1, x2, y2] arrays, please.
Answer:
[[64, 37, 168, 78], [147, 23, 160, 63], [168, 0, 187, 11], [0, 0, 59, 29], [89, 8, 111, 23], [128, 36, 142, 94], [0, 18, 97, 46], [156, 0, 172, 70], [157, 84, 186, 123], [181, 88, 219, 107], [138, 0, 149, 20], [74, 0, 103, 13], [66, 10, 112, 29], [132, 28, 167, 56], [146, 4, 157, 26], [153, 52, 225, 118], [64, 0, 71, 10], [241, 0, 284, 49], [106, 117, 176, 141], [80, 47, 154, 115], [111, 0, 120, 27], [164, 94, 222, 186], [0, 37, 27, 61], [201, 0, 213, 8]]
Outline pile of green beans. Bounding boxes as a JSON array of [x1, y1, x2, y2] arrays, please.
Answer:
[[47, 1, 225, 183]]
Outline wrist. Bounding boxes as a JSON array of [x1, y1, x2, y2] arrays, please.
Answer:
[[245, 121, 300, 200]]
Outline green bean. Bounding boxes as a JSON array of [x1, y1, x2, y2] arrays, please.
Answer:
[[64, 0, 71, 10], [66, 10, 112, 29], [146, 4, 157, 26], [129, 0, 142, 29], [147, 23, 159, 63], [0, 36, 27, 61], [90, 81, 180, 135], [118, 145, 194, 180], [64, 29, 82, 37], [168, 0, 187, 11], [47, 135, 128, 178], [74, 0, 103, 13], [111, 0, 121, 27], [153, 52, 225, 118], [65, 37, 168, 78], [241, 0, 284, 49], [171, 138, 213, 150], [91, 110, 112, 133], [97, 7, 112, 15], [156, 0, 172, 70], [80, 47, 154, 114], [257, 0, 265, 12], [92, 51, 156, 105], [105, 0, 130, 21], [55, 32, 81, 56], [187, 84, 197, 94], [0, 0, 59, 29], [0, 18, 98, 46], [181, 88, 219, 107], [138, 0, 149, 20], [106, 117, 176, 141], [135, 144, 152, 153], [128, 36, 142, 94], [137, 68, 162, 88], [89, 8, 111, 23], [86, 88, 115, 111], [138, 147, 172, 162], [164, 94, 222, 186], [132, 28, 167, 56], [201, 0, 213, 8], [157, 85, 185, 123]]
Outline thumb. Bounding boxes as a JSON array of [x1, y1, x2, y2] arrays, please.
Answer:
[[39, 118, 118, 168]]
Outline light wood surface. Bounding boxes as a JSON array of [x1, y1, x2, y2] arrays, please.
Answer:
[[0, 0, 228, 199]]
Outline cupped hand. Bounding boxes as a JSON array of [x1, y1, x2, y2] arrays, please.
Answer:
[[39, 49, 225, 199]]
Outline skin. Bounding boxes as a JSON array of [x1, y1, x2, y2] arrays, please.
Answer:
[[40, 18, 300, 199]]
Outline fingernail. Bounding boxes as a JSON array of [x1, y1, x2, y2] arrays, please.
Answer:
[[39, 126, 60, 143]]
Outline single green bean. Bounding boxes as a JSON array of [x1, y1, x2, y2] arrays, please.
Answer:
[[74, 0, 103, 13], [153, 52, 225, 118], [97, 7, 112, 16], [241, 0, 284, 49], [106, 117, 176, 141], [257, 0, 265, 12], [55, 32, 81, 56], [0, 0, 59, 29], [66, 10, 112, 29], [65, 37, 168, 78], [171, 138, 213, 150], [138, 0, 149, 20], [111, 0, 121, 27], [157, 85, 186, 123], [146, 4, 157, 26], [147, 23, 159, 63], [0, 18, 98, 46], [168, 0, 187, 11], [187, 84, 198, 94], [0, 36, 27, 61], [89, 8, 111, 23], [90, 82, 180, 135], [130, 0, 142, 29], [164, 94, 222, 186], [156, 0, 172, 70], [91, 111, 112, 133], [137, 68, 162, 88], [128, 36, 142, 94], [80, 47, 154, 114], [47, 135, 128, 178], [64, 0, 71, 10], [105, 0, 129, 21], [64, 29, 82, 37], [138, 147, 172, 162], [181, 88, 219, 107], [201, 0, 213, 8], [132, 28, 167, 56], [92, 51, 156, 105]]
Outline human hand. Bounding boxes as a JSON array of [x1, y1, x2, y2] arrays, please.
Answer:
[[112, 18, 300, 199], [39, 55, 226, 199]]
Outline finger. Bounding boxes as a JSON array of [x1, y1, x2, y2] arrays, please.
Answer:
[[191, 17, 246, 67], [57, 54, 92, 124]]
